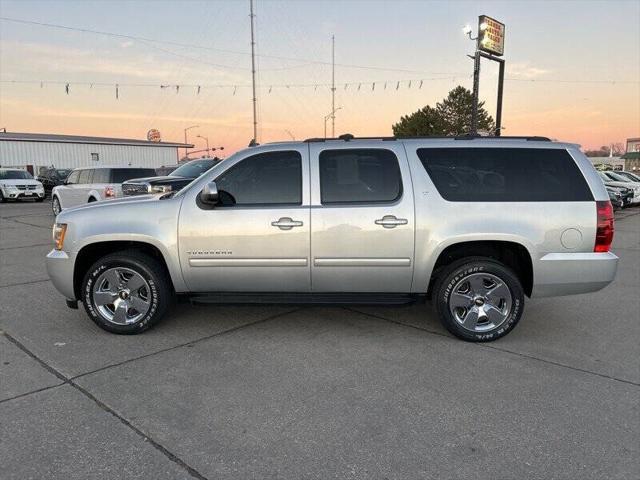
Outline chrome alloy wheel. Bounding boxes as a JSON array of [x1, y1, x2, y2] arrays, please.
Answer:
[[448, 272, 513, 333], [93, 267, 151, 325], [52, 197, 61, 215]]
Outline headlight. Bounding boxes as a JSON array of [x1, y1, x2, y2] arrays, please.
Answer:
[[52, 223, 67, 250], [151, 185, 172, 193], [5, 185, 18, 191]]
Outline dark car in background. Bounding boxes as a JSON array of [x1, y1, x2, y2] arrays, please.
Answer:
[[122, 157, 222, 196], [37, 168, 72, 196], [617, 171, 640, 183], [597, 171, 639, 206], [606, 186, 625, 209]]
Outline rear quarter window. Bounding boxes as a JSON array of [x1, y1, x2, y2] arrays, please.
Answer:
[[416, 147, 593, 202]]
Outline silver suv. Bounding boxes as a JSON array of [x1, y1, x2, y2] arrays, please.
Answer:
[[46, 136, 618, 341]]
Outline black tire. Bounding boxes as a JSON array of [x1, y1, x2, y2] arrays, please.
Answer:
[[81, 250, 173, 334], [433, 257, 524, 342], [88, 197, 97, 203], [52, 196, 61, 215], [0, 190, 6, 203]]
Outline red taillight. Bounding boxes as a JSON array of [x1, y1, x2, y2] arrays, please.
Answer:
[[594, 200, 614, 252], [104, 185, 115, 198]]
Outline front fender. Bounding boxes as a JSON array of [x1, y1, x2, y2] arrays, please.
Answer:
[[56, 196, 187, 293]]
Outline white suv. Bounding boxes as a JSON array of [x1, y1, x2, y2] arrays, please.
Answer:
[[51, 166, 156, 214], [0, 168, 45, 203]]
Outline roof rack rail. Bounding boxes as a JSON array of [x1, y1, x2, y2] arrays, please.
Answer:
[[304, 134, 551, 143]]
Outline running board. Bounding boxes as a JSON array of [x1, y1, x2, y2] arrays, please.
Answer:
[[188, 292, 420, 305]]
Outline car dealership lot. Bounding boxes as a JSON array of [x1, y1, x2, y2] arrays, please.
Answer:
[[1, 201, 638, 479]]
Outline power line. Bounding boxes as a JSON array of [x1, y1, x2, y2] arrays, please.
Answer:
[[1, 75, 637, 91], [0, 16, 463, 76]]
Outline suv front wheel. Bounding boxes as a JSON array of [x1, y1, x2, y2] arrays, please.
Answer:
[[433, 257, 524, 342], [81, 251, 172, 334]]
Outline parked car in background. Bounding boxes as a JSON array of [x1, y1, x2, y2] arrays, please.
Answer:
[[0, 168, 45, 203], [617, 171, 640, 183], [47, 136, 618, 342], [597, 171, 640, 205], [51, 166, 156, 215], [38, 167, 72, 197], [122, 157, 222, 196], [601, 170, 640, 186]]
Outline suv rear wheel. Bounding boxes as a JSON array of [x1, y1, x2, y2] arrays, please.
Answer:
[[81, 250, 172, 334], [433, 257, 524, 342]]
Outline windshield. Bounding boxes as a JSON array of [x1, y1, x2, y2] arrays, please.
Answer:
[[0, 170, 33, 180], [170, 159, 219, 178], [173, 152, 240, 198], [57, 169, 72, 179]]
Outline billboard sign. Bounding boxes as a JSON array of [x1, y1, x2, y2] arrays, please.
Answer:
[[478, 15, 505, 56]]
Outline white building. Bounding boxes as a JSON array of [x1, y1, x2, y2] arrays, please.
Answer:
[[0, 132, 192, 175]]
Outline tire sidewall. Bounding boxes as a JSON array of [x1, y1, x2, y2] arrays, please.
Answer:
[[82, 256, 162, 334], [52, 196, 61, 215], [436, 260, 524, 342]]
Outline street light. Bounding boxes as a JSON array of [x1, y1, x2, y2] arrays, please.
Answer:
[[196, 134, 209, 154], [183, 125, 199, 159], [324, 106, 342, 139]]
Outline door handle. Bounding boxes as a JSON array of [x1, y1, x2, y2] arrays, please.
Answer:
[[375, 215, 408, 229], [271, 217, 304, 230]]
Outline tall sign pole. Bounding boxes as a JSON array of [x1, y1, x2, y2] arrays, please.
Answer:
[[331, 35, 336, 138], [249, 0, 258, 144], [471, 38, 481, 135], [469, 15, 505, 136]]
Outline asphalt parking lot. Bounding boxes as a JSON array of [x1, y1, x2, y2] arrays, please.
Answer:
[[1, 200, 638, 480]]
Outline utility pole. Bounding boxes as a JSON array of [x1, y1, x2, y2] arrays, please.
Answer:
[[331, 35, 336, 137], [249, 0, 258, 144]]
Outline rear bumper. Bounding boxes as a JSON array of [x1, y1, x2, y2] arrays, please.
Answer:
[[532, 252, 619, 297], [46, 249, 77, 300]]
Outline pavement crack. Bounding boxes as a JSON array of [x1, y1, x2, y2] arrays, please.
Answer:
[[4, 217, 52, 230], [70, 307, 302, 382], [0, 382, 67, 405], [0, 330, 210, 480], [0, 242, 52, 251], [0, 279, 50, 289], [344, 307, 640, 388]]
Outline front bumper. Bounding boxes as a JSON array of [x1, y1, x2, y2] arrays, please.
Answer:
[[3, 190, 45, 200], [532, 252, 619, 297], [46, 249, 78, 300]]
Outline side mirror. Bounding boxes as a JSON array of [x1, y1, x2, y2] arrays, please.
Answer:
[[200, 181, 219, 205]]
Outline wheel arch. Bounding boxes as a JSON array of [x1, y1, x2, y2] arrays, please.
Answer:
[[73, 240, 175, 300], [427, 240, 534, 298]]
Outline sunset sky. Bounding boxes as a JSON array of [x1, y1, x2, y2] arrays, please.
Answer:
[[0, 0, 639, 154]]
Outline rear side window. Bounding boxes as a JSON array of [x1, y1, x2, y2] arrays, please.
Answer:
[[319, 149, 402, 204], [110, 168, 156, 183], [65, 171, 80, 184], [215, 150, 302, 206], [92, 169, 110, 183], [417, 148, 593, 202], [77, 169, 93, 184]]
